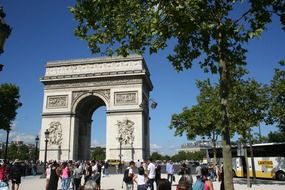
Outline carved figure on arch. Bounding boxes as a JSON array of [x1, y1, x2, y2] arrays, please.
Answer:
[[116, 119, 135, 145], [48, 121, 63, 145]]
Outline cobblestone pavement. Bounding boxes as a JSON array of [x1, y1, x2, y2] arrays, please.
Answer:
[[14, 174, 285, 190]]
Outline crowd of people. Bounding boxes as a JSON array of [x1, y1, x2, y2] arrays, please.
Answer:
[[0, 158, 225, 190]]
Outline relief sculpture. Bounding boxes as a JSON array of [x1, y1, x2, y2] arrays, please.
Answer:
[[48, 121, 63, 145], [116, 119, 135, 145]]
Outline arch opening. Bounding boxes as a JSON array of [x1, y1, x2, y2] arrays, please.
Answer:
[[74, 95, 106, 160]]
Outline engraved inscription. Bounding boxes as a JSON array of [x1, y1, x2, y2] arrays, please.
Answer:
[[47, 95, 68, 108], [115, 91, 137, 105]]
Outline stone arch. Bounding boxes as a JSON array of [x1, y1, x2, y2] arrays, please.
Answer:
[[71, 91, 110, 114], [39, 55, 153, 161]]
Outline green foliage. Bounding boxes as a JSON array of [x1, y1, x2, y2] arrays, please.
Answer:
[[230, 78, 269, 140], [267, 68, 285, 132], [267, 131, 285, 142], [0, 83, 21, 131], [70, 1, 285, 189], [169, 79, 221, 144], [91, 147, 106, 160], [5, 144, 33, 160], [171, 151, 205, 163], [150, 152, 164, 161], [7, 143, 18, 160], [149, 150, 204, 162], [17, 144, 30, 160]]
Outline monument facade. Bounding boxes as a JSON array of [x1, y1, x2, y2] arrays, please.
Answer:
[[39, 55, 153, 161]]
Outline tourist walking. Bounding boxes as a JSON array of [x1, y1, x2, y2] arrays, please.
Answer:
[[0, 162, 8, 190], [133, 166, 147, 190], [61, 162, 71, 190], [45, 163, 52, 190], [193, 167, 214, 190], [155, 161, 161, 189], [47, 162, 60, 190], [72, 162, 83, 190], [123, 161, 135, 190], [166, 160, 174, 184], [177, 163, 193, 190], [10, 160, 23, 190], [146, 159, 156, 190]]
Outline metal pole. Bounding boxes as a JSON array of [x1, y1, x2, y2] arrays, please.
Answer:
[[4, 129, 9, 161], [119, 140, 122, 173], [35, 141, 38, 162], [43, 138, 48, 177]]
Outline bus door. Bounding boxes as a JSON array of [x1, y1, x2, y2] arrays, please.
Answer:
[[234, 157, 247, 177]]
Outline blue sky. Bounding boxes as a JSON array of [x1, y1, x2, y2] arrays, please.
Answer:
[[0, 1, 284, 155]]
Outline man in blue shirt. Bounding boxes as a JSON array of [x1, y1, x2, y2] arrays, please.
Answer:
[[166, 160, 174, 184]]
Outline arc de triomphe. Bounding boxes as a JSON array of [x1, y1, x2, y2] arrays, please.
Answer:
[[39, 55, 153, 161]]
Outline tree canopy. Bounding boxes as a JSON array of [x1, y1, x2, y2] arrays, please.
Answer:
[[0, 83, 21, 131], [70, 1, 285, 189]]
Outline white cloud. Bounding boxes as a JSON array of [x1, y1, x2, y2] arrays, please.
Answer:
[[150, 143, 162, 149], [0, 129, 38, 144], [91, 139, 105, 147]]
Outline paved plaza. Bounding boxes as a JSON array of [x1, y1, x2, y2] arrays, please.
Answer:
[[16, 174, 285, 190]]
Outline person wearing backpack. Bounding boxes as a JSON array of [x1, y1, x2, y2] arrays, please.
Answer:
[[192, 167, 214, 190], [123, 161, 135, 190]]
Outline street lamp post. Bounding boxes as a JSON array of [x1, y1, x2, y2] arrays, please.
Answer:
[[118, 136, 123, 174], [4, 129, 10, 161], [35, 136, 39, 162], [42, 129, 49, 177]]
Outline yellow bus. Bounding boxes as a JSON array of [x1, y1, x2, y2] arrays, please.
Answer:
[[208, 142, 285, 180], [232, 142, 285, 180]]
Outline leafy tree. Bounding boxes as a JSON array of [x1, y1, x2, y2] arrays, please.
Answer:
[[7, 143, 18, 160], [170, 79, 221, 163], [267, 68, 285, 136], [70, 1, 285, 189], [91, 147, 106, 161], [268, 131, 285, 142], [150, 152, 163, 161], [230, 79, 269, 140], [17, 144, 30, 160], [0, 83, 21, 131]]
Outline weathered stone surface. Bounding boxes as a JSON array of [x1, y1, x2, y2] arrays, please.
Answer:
[[39, 55, 152, 162]]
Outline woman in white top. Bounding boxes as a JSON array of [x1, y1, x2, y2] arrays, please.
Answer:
[[134, 167, 147, 190]]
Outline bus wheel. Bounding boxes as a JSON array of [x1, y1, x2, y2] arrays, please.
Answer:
[[277, 171, 285, 181]]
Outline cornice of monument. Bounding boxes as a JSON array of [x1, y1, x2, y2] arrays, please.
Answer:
[[45, 54, 144, 67]]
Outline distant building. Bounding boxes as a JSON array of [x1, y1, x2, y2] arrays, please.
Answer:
[[179, 141, 215, 153], [10, 140, 24, 145]]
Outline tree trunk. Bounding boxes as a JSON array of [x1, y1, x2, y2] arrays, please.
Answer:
[[244, 144, 251, 187], [219, 56, 234, 190], [212, 138, 217, 165], [249, 130, 256, 183]]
